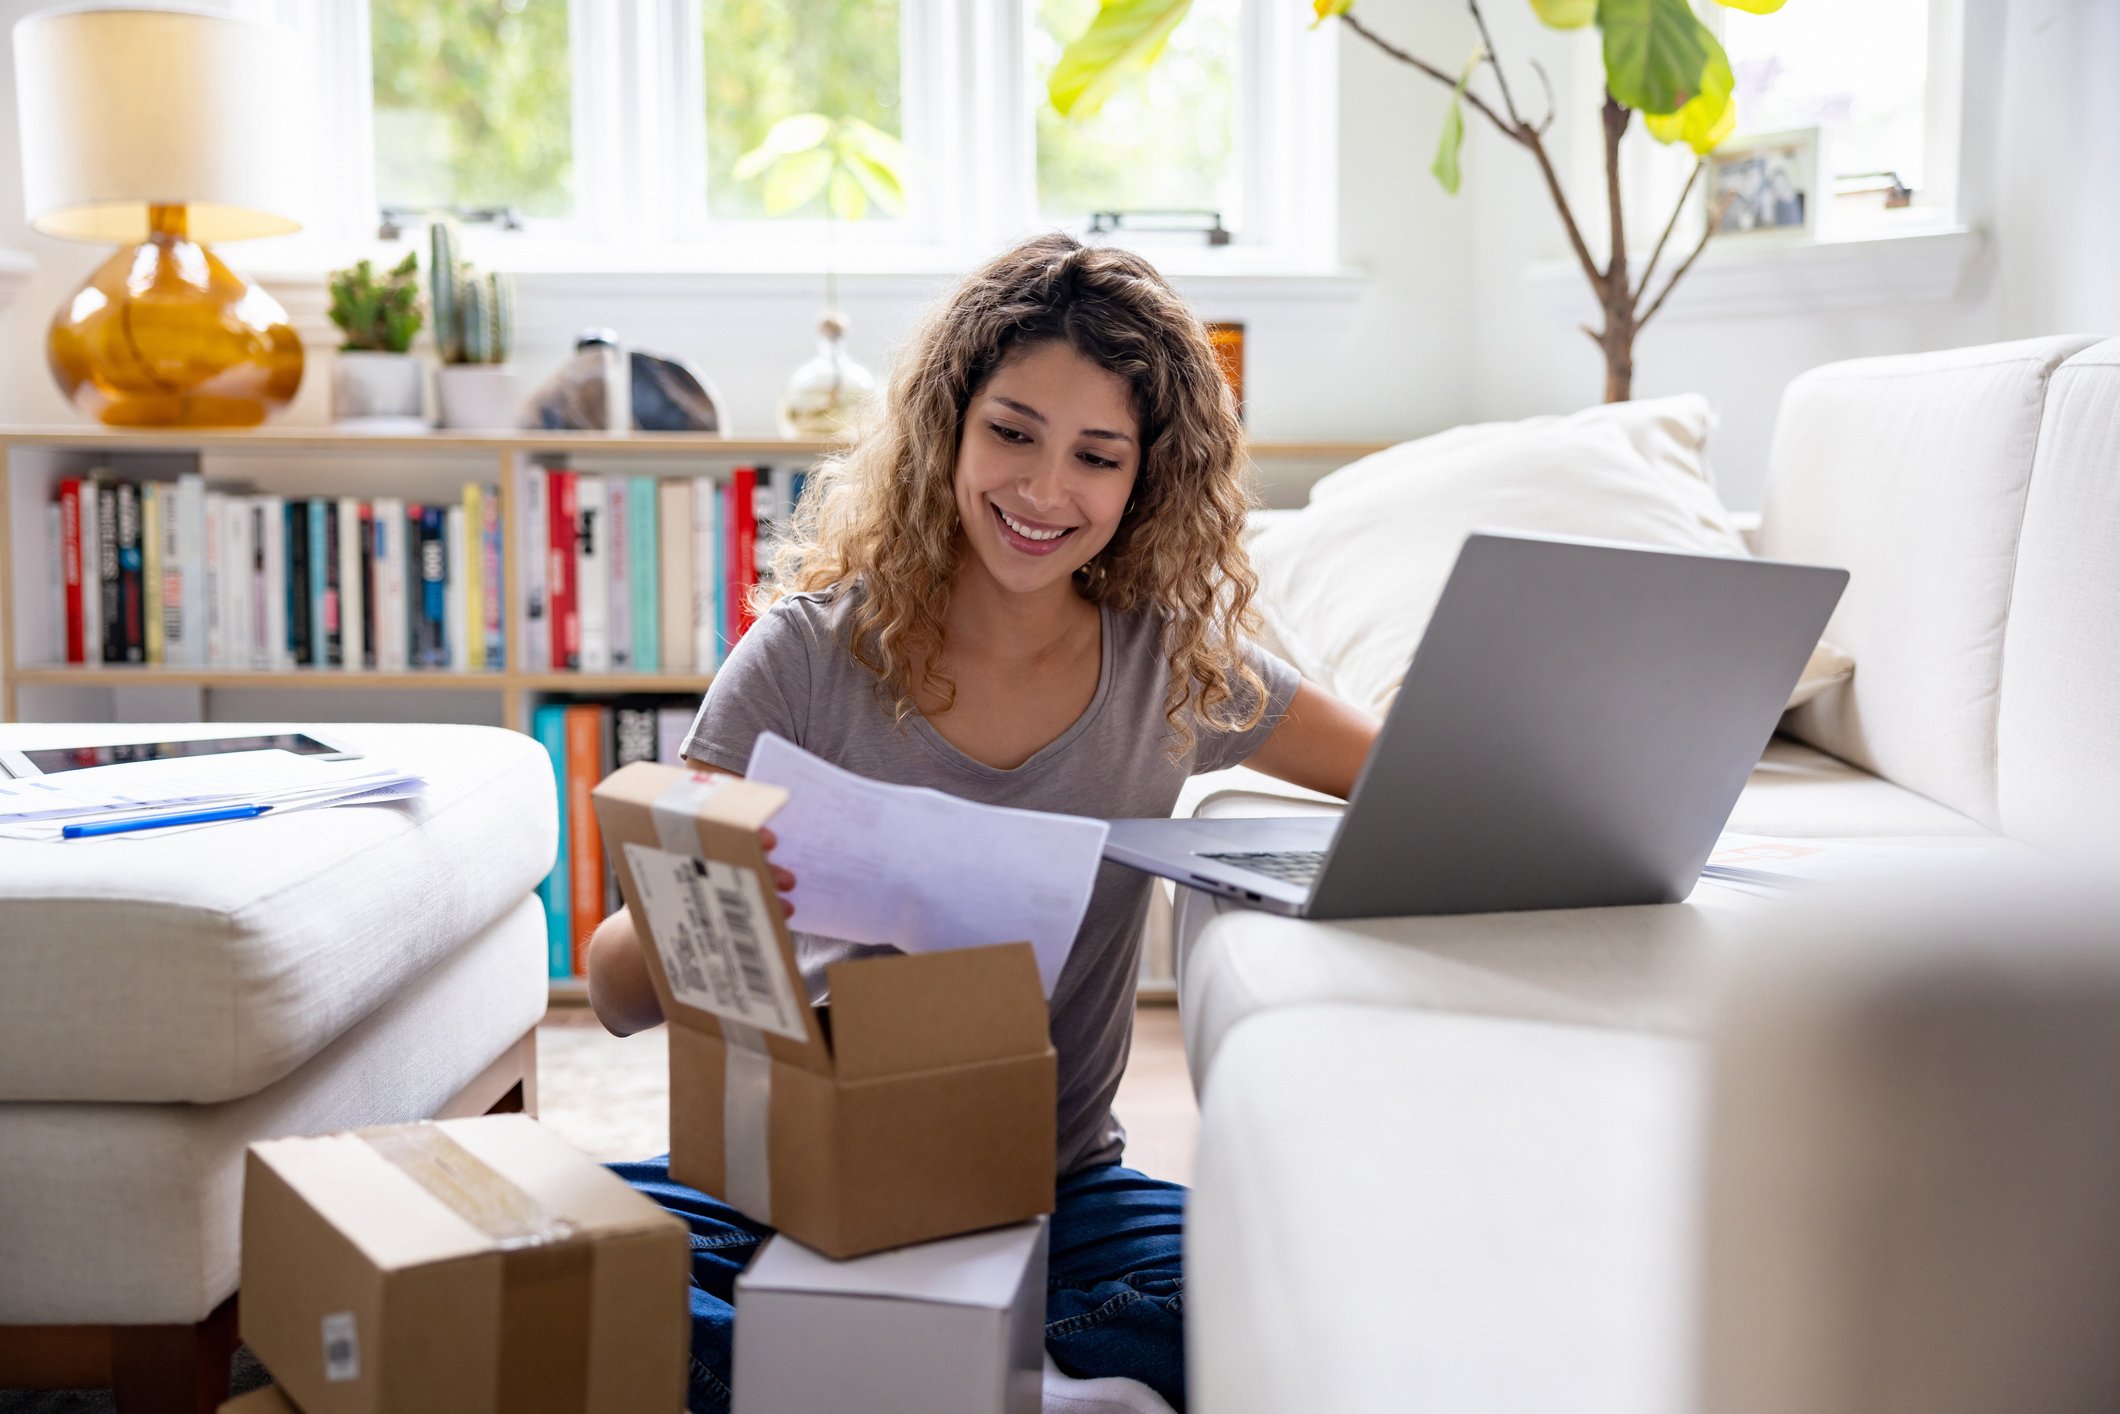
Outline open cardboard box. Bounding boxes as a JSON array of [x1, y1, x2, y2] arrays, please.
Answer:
[[595, 762, 1058, 1258], [239, 1114, 689, 1414]]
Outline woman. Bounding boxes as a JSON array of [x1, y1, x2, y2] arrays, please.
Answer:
[[588, 231, 1378, 1411]]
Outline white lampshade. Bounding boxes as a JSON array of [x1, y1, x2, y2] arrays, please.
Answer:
[[13, 5, 310, 244]]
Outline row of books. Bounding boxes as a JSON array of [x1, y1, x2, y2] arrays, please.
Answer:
[[532, 698, 699, 979], [47, 472, 504, 670], [42, 464, 802, 675], [513, 463, 802, 674]]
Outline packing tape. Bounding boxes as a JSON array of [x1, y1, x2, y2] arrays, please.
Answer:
[[651, 774, 776, 1224], [358, 1124, 592, 1411]]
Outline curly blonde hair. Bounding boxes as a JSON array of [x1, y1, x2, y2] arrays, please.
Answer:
[[762, 231, 1263, 756]]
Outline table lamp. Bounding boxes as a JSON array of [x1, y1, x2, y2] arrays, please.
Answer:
[[13, 6, 310, 427]]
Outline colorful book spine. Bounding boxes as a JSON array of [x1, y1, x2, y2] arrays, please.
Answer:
[[417, 504, 447, 667], [692, 474, 719, 672], [57, 480, 84, 663], [577, 475, 609, 672], [480, 484, 504, 669], [286, 500, 310, 667], [530, 703, 573, 979], [563, 703, 606, 975], [142, 484, 163, 664], [446, 503, 469, 670], [174, 473, 204, 667], [259, 495, 288, 670], [606, 477, 630, 670], [357, 502, 376, 669], [518, 464, 549, 672], [548, 470, 579, 670], [658, 478, 693, 673], [631, 474, 660, 672], [116, 481, 143, 662], [306, 499, 328, 667], [338, 497, 365, 672], [97, 482, 121, 662], [727, 466, 758, 645], [79, 477, 103, 664], [373, 498, 406, 671], [461, 486, 483, 671]]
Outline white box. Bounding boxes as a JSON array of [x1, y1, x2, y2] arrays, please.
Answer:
[[733, 1217, 1047, 1414]]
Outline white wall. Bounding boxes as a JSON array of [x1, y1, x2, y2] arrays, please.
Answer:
[[0, 0, 2108, 507]]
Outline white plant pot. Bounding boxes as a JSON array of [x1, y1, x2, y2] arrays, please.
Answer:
[[436, 364, 525, 431], [332, 350, 427, 426]]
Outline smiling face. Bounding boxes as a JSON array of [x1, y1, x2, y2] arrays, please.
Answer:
[[953, 339, 1142, 600]]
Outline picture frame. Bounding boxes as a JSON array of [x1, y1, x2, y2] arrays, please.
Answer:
[[1705, 127, 1821, 243]]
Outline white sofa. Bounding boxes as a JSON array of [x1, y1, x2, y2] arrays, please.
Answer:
[[0, 721, 557, 1409], [1174, 337, 2120, 1411]]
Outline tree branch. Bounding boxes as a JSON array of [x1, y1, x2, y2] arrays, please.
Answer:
[[1341, 12, 1523, 145], [1632, 159, 1703, 312], [1602, 92, 1629, 291], [1530, 60, 1558, 134], [1466, 0, 1525, 128], [1636, 194, 1733, 330]]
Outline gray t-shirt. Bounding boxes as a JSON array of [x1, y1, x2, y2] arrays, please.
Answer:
[[681, 582, 1301, 1175]]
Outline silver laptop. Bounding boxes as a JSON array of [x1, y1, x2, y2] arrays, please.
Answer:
[[1104, 529, 1849, 918]]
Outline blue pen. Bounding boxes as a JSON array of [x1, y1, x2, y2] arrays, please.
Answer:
[[62, 803, 272, 840]]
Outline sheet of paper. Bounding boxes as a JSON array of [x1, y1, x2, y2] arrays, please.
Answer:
[[0, 750, 428, 840], [744, 732, 1108, 995], [1702, 832, 2038, 891]]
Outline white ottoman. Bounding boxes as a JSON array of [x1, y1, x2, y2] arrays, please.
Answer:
[[0, 722, 557, 1411]]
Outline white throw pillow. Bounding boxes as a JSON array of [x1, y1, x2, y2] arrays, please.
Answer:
[[1250, 395, 1845, 717]]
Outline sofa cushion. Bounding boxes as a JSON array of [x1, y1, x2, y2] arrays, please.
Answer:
[[1997, 338, 2120, 853], [1759, 336, 2100, 828], [0, 894, 546, 1325], [1175, 738, 1998, 1081], [1189, 1007, 1698, 1414], [0, 722, 557, 1104], [1249, 395, 1755, 720]]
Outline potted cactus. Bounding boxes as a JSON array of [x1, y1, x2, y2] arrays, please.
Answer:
[[328, 252, 427, 425], [428, 220, 521, 429]]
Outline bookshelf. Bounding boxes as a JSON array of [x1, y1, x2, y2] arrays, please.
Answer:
[[2, 425, 1389, 1005]]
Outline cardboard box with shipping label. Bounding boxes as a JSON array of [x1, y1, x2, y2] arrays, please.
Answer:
[[240, 1114, 689, 1414], [594, 762, 1058, 1259], [734, 1217, 1049, 1414]]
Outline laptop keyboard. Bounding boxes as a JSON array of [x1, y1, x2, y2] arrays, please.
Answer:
[[1200, 849, 1327, 886]]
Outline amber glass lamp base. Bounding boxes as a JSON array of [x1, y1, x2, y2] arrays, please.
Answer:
[[47, 204, 302, 428]]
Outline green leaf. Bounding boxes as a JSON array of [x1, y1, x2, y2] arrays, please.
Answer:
[[827, 167, 867, 223], [842, 147, 907, 216], [1530, 0, 1596, 28], [1431, 48, 1481, 195], [761, 147, 833, 215], [734, 112, 831, 180], [1311, 0, 1356, 24], [1710, 0, 1785, 10], [1049, 0, 1193, 120], [1598, 0, 1714, 116], [1642, 30, 1736, 153]]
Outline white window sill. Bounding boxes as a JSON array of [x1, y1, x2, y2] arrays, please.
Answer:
[[238, 237, 1366, 305], [1523, 226, 1985, 325]]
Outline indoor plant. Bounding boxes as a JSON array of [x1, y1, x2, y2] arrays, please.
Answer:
[[429, 219, 520, 429], [328, 253, 425, 425], [1053, 0, 1786, 402]]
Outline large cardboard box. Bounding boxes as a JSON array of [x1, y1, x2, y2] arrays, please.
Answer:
[[594, 762, 1057, 1258], [733, 1217, 1049, 1414], [239, 1114, 690, 1414]]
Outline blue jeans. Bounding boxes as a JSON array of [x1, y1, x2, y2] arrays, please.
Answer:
[[611, 1157, 1188, 1412]]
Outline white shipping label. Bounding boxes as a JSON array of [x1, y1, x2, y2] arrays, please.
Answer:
[[624, 842, 809, 1041], [321, 1311, 360, 1382]]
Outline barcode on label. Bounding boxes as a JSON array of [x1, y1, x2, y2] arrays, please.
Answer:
[[321, 1310, 360, 1382], [624, 842, 808, 1041]]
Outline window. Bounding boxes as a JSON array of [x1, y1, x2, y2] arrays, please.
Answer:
[[1719, 0, 1956, 229], [1032, 0, 1240, 226], [342, 0, 1333, 271], [370, 0, 574, 221]]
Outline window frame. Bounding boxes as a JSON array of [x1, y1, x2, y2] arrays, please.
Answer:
[[270, 0, 1339, 278]]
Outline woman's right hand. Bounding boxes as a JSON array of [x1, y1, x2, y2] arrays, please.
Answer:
[[759, 825, 798, 919]]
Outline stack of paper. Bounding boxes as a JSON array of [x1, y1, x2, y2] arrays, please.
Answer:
[[0, 749, 428, 841], [1701, 832, 2037, 893]]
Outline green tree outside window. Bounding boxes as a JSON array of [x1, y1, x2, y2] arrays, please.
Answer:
[[371, 0, 574, 221]]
